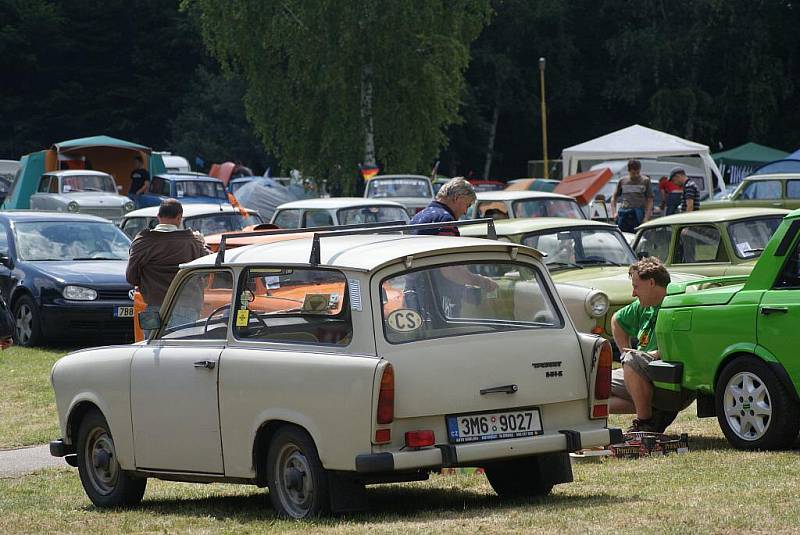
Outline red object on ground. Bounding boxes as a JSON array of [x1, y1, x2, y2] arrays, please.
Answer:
[[554, 168, 613, 205]]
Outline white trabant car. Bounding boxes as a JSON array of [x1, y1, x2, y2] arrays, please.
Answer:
[[119, 203, 264, 239], [470, 191, 587, 220], [50, 221, 621, 518], [271, 197, 410, 228], [30, 170, 135, 222], [363, 174, 434, 216]]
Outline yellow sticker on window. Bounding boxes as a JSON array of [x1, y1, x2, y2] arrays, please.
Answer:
[[236, 309, 250, 327]]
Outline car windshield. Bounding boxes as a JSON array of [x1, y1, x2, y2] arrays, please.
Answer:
[[176, 180, 227, 200], [366, 178, 432, 199], [184, 212, 263, 235], [727, 216, 784, 259], [522, 228, 636, 269], [337, 205, 409, 225], [512, 199, 584, 219], [14, 221, 131, 261], [62, 174, 116, 193], [381, 262, 562, 344]]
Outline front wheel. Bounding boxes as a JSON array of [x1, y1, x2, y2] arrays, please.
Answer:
[[266, 426, 330, 518], [484, 452, 572, 498], [715, 357, 800, 450], [14, 295, 42, 347], [76, 409, 146, 507]]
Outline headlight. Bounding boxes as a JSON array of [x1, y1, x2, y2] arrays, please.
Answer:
[[63, 285, 97, 301], [123, 201, 135, 212], [67, 201, 79, 212], [585, 291, 609, 318]]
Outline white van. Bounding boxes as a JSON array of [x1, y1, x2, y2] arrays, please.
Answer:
[[153, 152, 191, 173], [585, 159, 708, 220]]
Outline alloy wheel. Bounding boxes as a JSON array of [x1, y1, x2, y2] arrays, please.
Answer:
[[15, 303, 33, 344], [723, 371, 772, 442]]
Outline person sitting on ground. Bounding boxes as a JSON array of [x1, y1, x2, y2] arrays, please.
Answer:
[[608, 256, 689, 433]]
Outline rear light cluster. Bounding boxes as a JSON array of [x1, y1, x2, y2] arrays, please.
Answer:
[[374, 364, 394, 444], [591, 340, 612, 419]]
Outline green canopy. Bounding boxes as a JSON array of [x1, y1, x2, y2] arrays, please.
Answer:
[[712, 142, 788, 165], [53, 135, 151, 152]]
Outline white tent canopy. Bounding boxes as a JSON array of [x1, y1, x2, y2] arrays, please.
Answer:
[[561, 124, 724, 189]]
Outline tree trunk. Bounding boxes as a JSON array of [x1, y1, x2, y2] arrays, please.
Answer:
[[361, 63, 376, 167], [483, 98, 500, 180]]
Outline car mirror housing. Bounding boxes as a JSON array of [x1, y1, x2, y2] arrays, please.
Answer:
[[0, 252, 12, 268], [138, 310, 161, 331], [637, 250, 649, 260]]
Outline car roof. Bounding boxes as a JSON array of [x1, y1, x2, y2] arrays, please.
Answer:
[[0, 210, 114, 223], [475, 191, 576, 202], [123, 204, 253, 218], [45, 170, 112, 177], [465, 217, 616, 236], [368, 174, 430, 181], [275, 197, 406, 210], [741, 173, 800, 181], [637, 208, 791, 229], [189, 233, 539, 272], [154, 173, 221, 182]]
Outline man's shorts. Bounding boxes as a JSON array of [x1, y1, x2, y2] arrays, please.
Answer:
[[611, 350, 656, 401]]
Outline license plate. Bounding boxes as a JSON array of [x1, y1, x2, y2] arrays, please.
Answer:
[[446, 408, 542, 444], [114, 306, 134, 318]]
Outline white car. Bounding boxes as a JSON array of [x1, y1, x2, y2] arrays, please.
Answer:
[[119, 203, 264, 238], [50, 220, 621, 518], [363, 175, 434, 216], [470, 191, 587, 220], [30, 170, 135, 222], [271, 197, 410, 228]]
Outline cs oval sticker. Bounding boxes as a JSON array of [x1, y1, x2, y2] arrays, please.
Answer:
[[386, 309, 423, 332]]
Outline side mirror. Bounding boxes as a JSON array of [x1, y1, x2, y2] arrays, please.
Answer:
[[138, 310, 161, 332], [594, 194, 606, 203], [116, 185, 123, 193], [0, 252, 12, 269], [637, 250, 649, 260]]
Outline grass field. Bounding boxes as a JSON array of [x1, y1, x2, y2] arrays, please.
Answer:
[[3, 347, 800, 532]]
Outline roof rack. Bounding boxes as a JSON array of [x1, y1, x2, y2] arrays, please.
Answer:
[[214, 219, 407, 266], [306, 218, 496, 265]]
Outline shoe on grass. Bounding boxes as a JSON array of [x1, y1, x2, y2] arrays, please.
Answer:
[[651, 408, 679, 433], [626, 418, 660, 433]]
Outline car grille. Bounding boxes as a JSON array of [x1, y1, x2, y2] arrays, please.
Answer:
[[82, 207, 124, 220], [97, 289, 133, 301]]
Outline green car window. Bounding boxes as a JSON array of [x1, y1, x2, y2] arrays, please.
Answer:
[[786, 181, 800, 199], [523, 228, 636, 268], [675, 225, 725, 264], [635, 226, 672, 262], [728, 216, 784, 259], [775, 237, 800, 288], [740, 180, 781, 200]]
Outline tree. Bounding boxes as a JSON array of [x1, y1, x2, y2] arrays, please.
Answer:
[[186, 0, 491, 193]]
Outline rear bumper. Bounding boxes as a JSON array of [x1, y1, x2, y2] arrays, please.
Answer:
[[355, 426, 621, 474]]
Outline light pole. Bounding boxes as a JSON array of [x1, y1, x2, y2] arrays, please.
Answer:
[[538, 57, 549, 179]]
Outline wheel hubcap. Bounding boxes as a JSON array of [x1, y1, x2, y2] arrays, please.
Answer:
[[724, 371, 772, 441], [274, 444, 314, 518], [85, 428, 119, 495], [16, 304, 32, 344]]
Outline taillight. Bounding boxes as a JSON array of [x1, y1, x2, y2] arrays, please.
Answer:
[[377, 364, 394, 424], [374, 428, 391, 444], [595, 341, 612, 400], [405, 430, 435, 448]]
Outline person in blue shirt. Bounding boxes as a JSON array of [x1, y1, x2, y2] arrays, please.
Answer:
[[410, 176, 476, 236]]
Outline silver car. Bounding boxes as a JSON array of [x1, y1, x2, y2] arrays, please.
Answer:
[[30, 170, 135, 222]]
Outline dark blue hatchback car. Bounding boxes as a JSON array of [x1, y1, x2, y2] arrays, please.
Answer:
[[134, 173, 230, 209], [0, 212, 134, 346]]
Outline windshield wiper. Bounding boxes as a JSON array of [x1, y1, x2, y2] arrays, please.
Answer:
[[577, 259, 623, 266], [743, 248, 764, 255], [73, 257, 124, 261], [547, 261, 583, 270]]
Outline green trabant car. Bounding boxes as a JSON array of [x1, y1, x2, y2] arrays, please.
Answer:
[[632, 208, 789, 277], [701, 174, 800, 211], [462, 218, 697, 344], [652, 208, 800, 450]]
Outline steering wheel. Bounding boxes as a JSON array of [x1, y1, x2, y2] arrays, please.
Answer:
[[203, 303, 232, 334]]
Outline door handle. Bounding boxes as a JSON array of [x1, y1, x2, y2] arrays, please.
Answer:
[[760, 306, 788, 315], [480, 384, 518, 395], [193, 360, 216, 369], [771, 202, 782, 207]]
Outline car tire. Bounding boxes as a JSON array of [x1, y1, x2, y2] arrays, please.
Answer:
[[484, 453, 570, 498], [715, 356, 800, 450], [266, 426, 330, 519], [76, 409, 146, 507], [13, 295, 43, 347]]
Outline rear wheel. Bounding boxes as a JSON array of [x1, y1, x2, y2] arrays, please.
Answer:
[[76, 409, 146, 507], [484, 452, 572, 498], [266, 426, 330, 518], [715, 357, 800, 450], [14, 295, 42, 347]]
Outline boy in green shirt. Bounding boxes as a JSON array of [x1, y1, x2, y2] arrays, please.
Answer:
[[609, 257, 677, 433]]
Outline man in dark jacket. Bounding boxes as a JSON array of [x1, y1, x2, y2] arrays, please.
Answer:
[[410, 176, 476, 235], [126, 199, 209, 333]]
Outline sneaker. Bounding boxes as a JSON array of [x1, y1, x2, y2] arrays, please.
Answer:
[[652, 409, 679, 433], [626, 418, 660, 433]]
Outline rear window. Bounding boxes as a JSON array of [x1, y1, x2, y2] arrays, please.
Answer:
[[381, 262, 562, 344], [233, 267, 352, 346]]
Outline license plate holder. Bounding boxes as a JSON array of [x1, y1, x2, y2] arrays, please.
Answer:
[[446, 408, 543, 444], [114, 306, 134, 318]]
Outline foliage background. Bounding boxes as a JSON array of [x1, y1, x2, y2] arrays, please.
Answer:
[[2, 0, 799, 189]]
